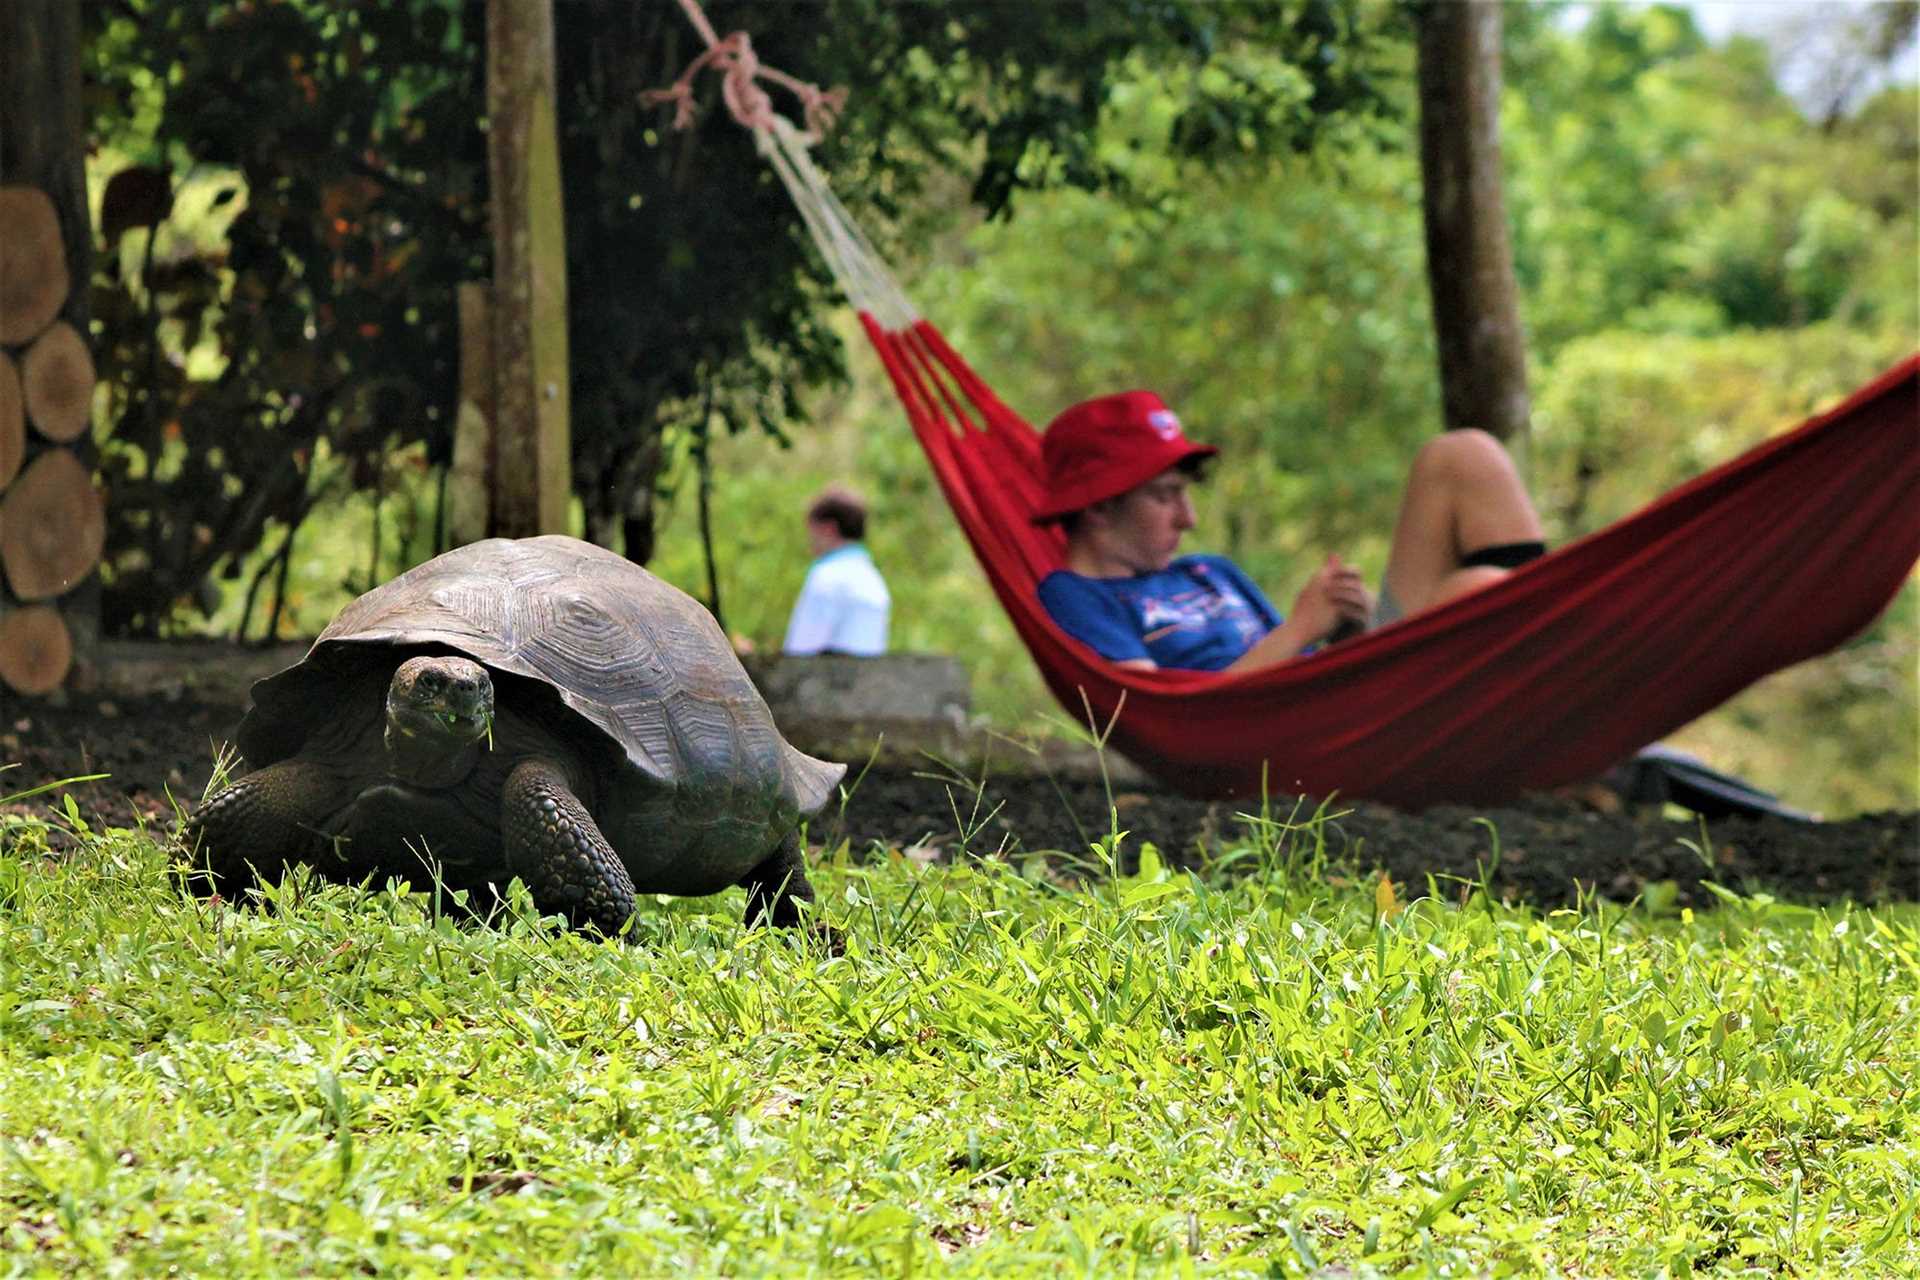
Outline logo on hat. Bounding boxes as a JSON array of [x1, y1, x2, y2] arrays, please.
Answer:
[[1146, 409, 1182, 441]]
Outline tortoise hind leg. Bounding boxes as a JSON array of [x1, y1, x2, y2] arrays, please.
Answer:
[[502, 758, 637, 937], [183, 761, 342, 899], [740, 832, 819, 929]]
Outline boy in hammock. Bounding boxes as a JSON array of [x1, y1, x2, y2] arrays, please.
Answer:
[[1034, 390, 1547, 671]]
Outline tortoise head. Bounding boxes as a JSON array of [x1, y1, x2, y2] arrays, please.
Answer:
[[384, 655, 495, 788]]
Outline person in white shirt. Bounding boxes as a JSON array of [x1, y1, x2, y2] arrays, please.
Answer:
[[782, 486, 891, 656]]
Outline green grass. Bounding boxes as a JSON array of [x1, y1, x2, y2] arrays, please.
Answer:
[[2, 795, 1916, 1278]]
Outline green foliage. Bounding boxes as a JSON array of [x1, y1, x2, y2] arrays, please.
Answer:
[[83, 1, 484, 634], [1503, 7, 1919, 352], [80, 0, 1404, 632], [2, 825, 1916, 1273], [1529, 324, 1912, 534]]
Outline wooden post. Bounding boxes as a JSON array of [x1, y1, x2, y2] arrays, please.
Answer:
[[0, 0, 99, 697], [486, 0, 571, 537], [1413, 0, 1531, 444]]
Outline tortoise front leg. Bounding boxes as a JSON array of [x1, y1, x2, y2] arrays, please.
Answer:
[[183, 761, 342, 899], [501, 758, 636, 937]]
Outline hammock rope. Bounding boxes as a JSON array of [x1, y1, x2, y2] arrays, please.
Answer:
[[641, 0, 847, 141], [645, 10, 1920, 804]]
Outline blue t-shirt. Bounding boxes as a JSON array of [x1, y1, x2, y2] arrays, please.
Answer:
[[1037, 554, 1283, 671]]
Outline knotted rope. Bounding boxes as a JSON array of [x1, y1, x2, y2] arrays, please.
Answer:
[[643, 0, 916, 329], [642, 0, 847, 140]]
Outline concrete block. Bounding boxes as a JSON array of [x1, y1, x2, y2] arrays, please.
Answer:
[[745, 653, 969, 722], [743, 652, 972, 764], [740, 652, 1149, 785]]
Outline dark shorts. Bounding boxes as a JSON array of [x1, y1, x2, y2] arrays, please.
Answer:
[[1374, 541, 1547, 626]]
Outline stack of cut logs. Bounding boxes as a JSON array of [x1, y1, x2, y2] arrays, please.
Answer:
[[0, 183, 104, 696]]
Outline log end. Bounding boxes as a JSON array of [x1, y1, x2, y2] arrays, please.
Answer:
[[0, 185, 72, 346], [0, 447, 105, 601], [0, 602, 73, 696], [21, 321, 95, 443]]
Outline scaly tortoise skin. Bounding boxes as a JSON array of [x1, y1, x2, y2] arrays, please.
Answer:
[[184, 535, 845, 936]]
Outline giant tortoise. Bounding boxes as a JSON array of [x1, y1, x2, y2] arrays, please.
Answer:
[[184, 535, 845, 935]]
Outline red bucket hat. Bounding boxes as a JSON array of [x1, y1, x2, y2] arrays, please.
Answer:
[[1033, 390, 1218, 522]]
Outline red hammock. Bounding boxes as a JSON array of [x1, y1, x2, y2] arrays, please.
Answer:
[[715, 102, 1920, 804], [865, 315, 1917, 804]]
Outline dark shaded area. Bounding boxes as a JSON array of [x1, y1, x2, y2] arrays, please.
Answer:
[[5, 693, 1914, 909], [814, 763, 1916, 909]]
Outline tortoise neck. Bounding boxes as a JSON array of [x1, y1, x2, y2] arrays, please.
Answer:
[[384, 723, 484, 789]]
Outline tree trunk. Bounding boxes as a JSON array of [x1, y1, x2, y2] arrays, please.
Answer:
[[0, 0, 96, 695], [447, 281, 494, 546], [615, 433, 664, 566], [621, 506, 657, 569], [1412, 0, 1530, 443], [486, 0, 572, 538]]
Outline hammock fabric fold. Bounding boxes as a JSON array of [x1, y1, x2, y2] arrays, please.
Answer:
[[751, 118, 1919, 805]]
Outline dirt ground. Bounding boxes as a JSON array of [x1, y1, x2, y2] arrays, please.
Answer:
[[4, 689, 1914, 910]]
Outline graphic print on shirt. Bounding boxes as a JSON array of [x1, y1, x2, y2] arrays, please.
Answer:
[[1037, 555, 1282, 670], [1129, 569, 1265, 653]]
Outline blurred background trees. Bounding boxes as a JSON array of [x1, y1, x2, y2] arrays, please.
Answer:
[[79, 0, 1399, 631]]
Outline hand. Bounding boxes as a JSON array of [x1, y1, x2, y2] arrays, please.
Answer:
[[1290, 554, 1373, 643], [1226, 554, 1376, 672]]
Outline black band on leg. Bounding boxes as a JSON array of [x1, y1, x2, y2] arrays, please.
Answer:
[[1460, 540, 1547, 571]]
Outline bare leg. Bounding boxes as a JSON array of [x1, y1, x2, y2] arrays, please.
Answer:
[[183, 761, 341, 898], [501, 758, 637, 937], [1381, 429, 1544, 617]]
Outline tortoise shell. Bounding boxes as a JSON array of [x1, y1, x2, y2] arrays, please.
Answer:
[[238, 536, 843, 874]]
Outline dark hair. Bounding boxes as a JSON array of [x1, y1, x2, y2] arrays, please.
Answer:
[[1175, 453, 1213, 483], [1056, 454, 1211, 534], [807, 486, 868, 541]]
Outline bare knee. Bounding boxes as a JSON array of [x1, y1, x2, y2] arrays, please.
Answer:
[[1428, 563, 1511, 609], [1411, 428, 1515, 485]]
